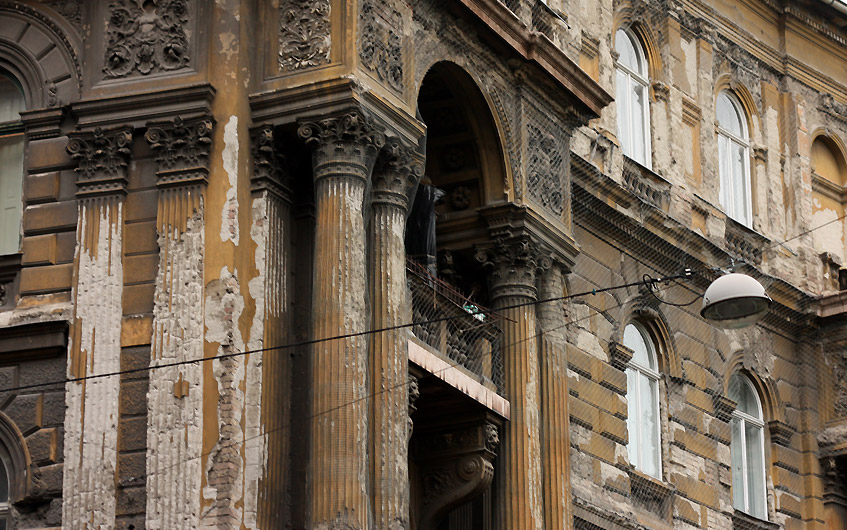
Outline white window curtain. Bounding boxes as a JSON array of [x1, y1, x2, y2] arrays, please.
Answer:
[[0, 72, 25, 256], [729, 374, 767, 520], [716, 91, 752, 227], [615, 28, 651, 168], [624, 323, 661, 478]]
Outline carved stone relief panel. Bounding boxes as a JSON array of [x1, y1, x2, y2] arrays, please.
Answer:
[[527, 123, 565, 216], [359, 0, 403, 94], [103, 0, 192, 79], [278, 0, 331, 72]]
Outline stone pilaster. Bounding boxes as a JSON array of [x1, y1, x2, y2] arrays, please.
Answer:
[[369, 138, 423, 530], [249, 125, 294, 528], [537, 263, 573, 530], [476, 238, 545, 530], [62, 126, 133, 529], [297, 110, 385, 530], [144, 115, 213, 530]]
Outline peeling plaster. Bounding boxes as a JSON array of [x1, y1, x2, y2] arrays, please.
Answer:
[[221, 116, 240, 245], [147, 205, 205, 530], [62, 201, 123, 530]]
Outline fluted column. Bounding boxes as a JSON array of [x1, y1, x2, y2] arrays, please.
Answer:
[[477, 239, 545, 530], [144, 116, 213, 530], [249, 125, 294, 528], [537, 264, 573, 530], [298, 111, 385, 530], [62, 127, 132, 529], [369, 139, 423, 530]]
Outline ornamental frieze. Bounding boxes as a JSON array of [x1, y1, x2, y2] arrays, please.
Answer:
[[103, 0, 191, 78], [278, 0, 331, 72]]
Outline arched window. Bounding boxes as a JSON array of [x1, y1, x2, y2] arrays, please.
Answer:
[[810, 136, 847, 264], [0, 69, 25, 256], [729, 373, 767, 520], [624, 323, 661, 478], [0, 450, 8, 527], [615, 28, 651, 168], [716, 91, 752, 227]]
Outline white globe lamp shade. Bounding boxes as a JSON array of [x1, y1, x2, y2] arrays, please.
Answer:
[[701, 273, 771, 329]]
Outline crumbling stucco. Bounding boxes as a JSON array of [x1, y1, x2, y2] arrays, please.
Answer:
[[221, 116, 240, 246], [146, 202, 205, 530], [62, 200, 123, 529]]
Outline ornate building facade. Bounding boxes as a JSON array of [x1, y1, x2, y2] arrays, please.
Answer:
[[0, 0, 846, 529]]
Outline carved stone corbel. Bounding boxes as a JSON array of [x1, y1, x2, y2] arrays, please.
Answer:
[[416, 419, 500, 529], [66, 126, 133, 198]]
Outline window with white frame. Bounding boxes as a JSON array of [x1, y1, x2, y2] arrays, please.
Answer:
[[615, 28, 651, 168], [716, 91, 752, 227], [624, 323, 661, 478], [729, 373, 767, 520], [0, 70, 25, 256]]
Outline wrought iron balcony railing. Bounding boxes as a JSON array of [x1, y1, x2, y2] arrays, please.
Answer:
[[407, 260, 504, 394]]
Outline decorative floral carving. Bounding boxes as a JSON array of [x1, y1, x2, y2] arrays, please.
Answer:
[[47, 83, 60, 107], [834, 354, 847, 418], [145, 116, 213, 187], [103, 0, 191, 78], [297, 111, 385, 151], [278, 0, 331, 72], [475, 237, 548, 298], [66, 126, 133, 197], [44, 0, 84, 34], [527, 125, 564, 216], [484, 423, 499, 453], [359, 0, 403, 93]]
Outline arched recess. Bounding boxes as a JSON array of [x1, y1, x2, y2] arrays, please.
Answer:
[[407, 61, 510, 301], [723, 352, 785, 426], [0, 2, 83, 108], [809, 132, 847, 264]]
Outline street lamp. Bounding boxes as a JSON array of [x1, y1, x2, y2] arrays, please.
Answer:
[[701, 273, 772, 329]]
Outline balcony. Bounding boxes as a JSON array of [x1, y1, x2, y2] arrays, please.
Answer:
[[407, 260, 505, 394]]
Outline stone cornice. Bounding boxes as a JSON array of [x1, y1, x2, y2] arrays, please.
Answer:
[[20, 108, 64, 140], [570, 154, 815, 334], [453, 0, 611, 117], [249, 78, 426, 148], [70, 83, 215, 129]]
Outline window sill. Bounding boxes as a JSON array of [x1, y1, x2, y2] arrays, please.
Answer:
[[628, 467, 675, 518], [731, 510, 779, 530]]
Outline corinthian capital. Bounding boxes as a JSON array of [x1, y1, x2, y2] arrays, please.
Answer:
[[145, 115, 214, 188], [297, 111, 385, 152], [67, 126, 133, 198], [372, 138, 424, 211], [475, 238, 553, 300], [250, 125, 291, 200]]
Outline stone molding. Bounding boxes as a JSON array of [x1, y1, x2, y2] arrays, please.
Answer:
[[145, 115, 213, 188], [103, 0, 191, 78], [20, 109, 64, 141], [416, 419, 500, 529], [250, 125, 291, 201], [278, 0, 331, 72], [66, 126, 133, 198], [730, 509, 779, 530], [371, 137, 423, 211]]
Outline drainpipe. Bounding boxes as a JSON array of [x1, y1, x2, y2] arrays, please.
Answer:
[[819, 0, 847, 15]]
